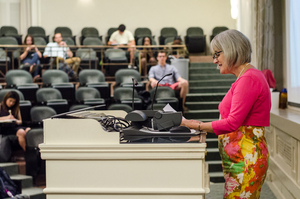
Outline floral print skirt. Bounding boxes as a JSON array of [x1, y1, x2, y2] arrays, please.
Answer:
[[218, 126, 269, 199]]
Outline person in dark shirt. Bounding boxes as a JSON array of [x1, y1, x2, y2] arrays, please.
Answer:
[[0, 91, 31, 151], [19, 34, 42, 78]]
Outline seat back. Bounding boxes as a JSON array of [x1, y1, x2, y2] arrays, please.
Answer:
[[0, 89, 25, 101], [105, 49, 126, 59], [54, 27, 73, 37], [134, 28, 152, 37], [187, 27, 204, 36], [150, 87, 175, 99], [212, 26, 228, 36], [36, 88, 63, 102], [137, 37, 157, 45], [30, 106, 56, 122], [115, 69, 141, 84], [26, 128, 44, 147], [0, 37, 18, 45], [83, 37, 103, 46], [76, 87, 101, 101], [64, 37, 75, 46], [34, 37, 47, 45], [81, 27, 99, 37], [107, 28, 118, 37], [5, 70, 33, 86], [76, 48, 97, 59], [28, 26, 46, 37], [42, 70, 69, 85], [164, 37, 176, 44], [108, 103, 133, 113], [114, 87, 138, 101], [0, 26, 18, 36], [79, 69, 105, 84], [161, 27, 177, 37]]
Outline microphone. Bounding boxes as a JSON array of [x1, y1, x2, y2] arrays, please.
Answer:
[[132, 78, 138, 110], [151, 73, 173, 110]]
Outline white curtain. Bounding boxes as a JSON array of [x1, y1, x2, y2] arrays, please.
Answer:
[[20, 0, 32, 36], [254, 0, 274, 72]]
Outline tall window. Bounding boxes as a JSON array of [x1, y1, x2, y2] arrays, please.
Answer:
[[286, 0, 300, 104]]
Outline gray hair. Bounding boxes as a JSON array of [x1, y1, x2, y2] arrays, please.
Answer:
[[210, 29, 252, 68]]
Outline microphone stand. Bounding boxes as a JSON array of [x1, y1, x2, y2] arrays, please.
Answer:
[[151, 73, 173, 110]]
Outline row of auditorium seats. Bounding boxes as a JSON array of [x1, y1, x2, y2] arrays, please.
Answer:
[[0, 69, 180, 122], [0, 25, 229, 53]]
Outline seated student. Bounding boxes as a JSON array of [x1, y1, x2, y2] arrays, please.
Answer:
[[43, 33, 80, 76], [108, 24, 136, 66], [166, 36, 189, 58], [148, 51, 189, 111], [19, 34, 42, 79], [140, 37, 157, 76], [0, 91, 31, 151]]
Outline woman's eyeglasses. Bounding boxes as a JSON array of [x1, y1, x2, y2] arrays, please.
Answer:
[[213, 51, 222, 59]]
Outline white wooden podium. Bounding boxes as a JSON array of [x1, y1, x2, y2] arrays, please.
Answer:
[[39, 110, 210, 199]]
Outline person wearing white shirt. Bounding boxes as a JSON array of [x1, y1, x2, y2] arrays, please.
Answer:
[[108, 24, 136, 66], [43, 33, 80, 74]]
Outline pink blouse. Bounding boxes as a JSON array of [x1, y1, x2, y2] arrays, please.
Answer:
[[211, 68, 271, 135]]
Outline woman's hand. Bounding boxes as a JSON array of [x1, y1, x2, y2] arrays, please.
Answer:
[[26, 46, 31, 52]]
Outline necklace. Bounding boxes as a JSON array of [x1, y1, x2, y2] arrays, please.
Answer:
[[237, 63, 250, 79]]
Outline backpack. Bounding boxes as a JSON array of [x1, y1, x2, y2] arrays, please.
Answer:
[[0, 167, 18, 198]]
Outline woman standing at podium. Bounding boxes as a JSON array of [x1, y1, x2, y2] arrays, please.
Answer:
[[182, 30, 271, 198], [0, 91, 30, 151]]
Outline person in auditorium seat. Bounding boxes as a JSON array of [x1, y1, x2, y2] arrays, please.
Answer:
[[43, 33, 80, 77], [0, 91, 31, 151], [19, 34, 42, 79], [166, 36, 189, 58], [181, 29, 271, 199], [108, 24, 136, 67], [140, 36, 157, 76], [148, 50, 189, 111]]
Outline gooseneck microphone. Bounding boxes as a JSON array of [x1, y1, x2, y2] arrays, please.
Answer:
[[132, 78, 138, 110], [151, 73, 173, 110]]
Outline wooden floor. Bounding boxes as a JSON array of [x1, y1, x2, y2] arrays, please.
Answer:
[[189, 55, 213, 63]]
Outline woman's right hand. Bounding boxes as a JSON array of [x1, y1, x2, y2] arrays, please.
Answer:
[[6, 115, 15, 120], [26, 46, 31, 52]]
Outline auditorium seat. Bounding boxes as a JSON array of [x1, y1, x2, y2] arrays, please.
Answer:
[[104, 49, 128, 76], [75, 87, 106, 109], [185, 27, 206, 53], [83, 37, 103, 46], [159, 27, 177, 45], [69, 104, 92, 111], [54, 27, 76, 45], [108, 103, 133, 113], [36, 88, 68, 114], [150, 86, 179, 111], [42, 69, 75, 102], [78, 69, 110, 99], [210, 26, 228, 41], [134, 28, 152, 44], [105, 27, 118, 44], [80, 27, 102, 45], [147, 103, 167, 111], [27, 26, 49, 43], [0, 26, 22, 44], [115, 69, 145, 92], [113, 87, 142, 110], [0, 89, 32, 122], [30, 106, 56, 127], [76, 48, 99, 70], [5, 69, 39, 102], [0, 37, 18, 73]]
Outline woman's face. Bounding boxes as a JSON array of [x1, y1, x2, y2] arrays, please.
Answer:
[[26, 36, 33, 45], [213, 51, 231, 74], [144, 37, 151, 46], [6, 98, 16, 108]]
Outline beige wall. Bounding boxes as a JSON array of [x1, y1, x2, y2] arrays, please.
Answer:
[[37, 0, 236, 46]]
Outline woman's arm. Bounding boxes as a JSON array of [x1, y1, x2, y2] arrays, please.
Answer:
[[15, 110, 22, 125], [34, 45, 42, 58], [181, 119, 214, 133], [0, 115, 15, 120], [19, 47, 31, 60]]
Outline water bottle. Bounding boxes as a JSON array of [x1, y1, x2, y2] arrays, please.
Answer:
[[279, 88, 287, 109]]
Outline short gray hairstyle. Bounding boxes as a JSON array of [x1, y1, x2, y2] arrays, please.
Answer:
[[210, 29, 252, 68]]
